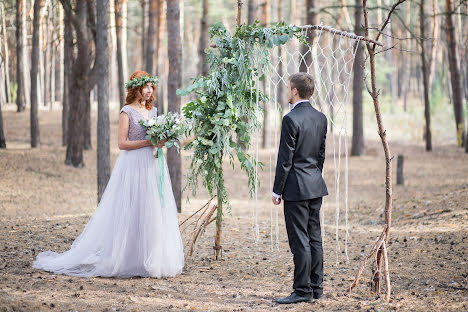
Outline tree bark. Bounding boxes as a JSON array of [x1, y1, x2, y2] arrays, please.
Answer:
[[44, 1, 51, 108], [260, 0, 270, 149], [248, 0, 256, 24], [30, 0, 42, 148], [115, 0, 127, 108], [198, 0, 209, 76], [167, 0, 182, 212], [420, 0, 432, 151], [141, 0, 148, 64], [299, 0, 316, 73], [445, 0, 465, 147], [277, 0, 285, 114], [16, 0, 26, 112], [156, 0, 165, 113], [60, 0, 97, 167], [145, 0, 157, 73], [62, 10, 72, 146], [351, 0, 365, 156], [97, 0, 111, 202], [1, 4, 11, 104], [0, 101, 5, 148]]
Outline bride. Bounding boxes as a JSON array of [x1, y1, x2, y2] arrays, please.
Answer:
[[33, 71, 184, 278]]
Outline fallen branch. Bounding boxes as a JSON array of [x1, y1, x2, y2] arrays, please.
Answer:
[[189, 203, 218, 256], [348, 226, 387, 293]]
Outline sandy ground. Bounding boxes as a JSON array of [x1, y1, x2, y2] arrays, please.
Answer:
[[0, 107, 467, 311]]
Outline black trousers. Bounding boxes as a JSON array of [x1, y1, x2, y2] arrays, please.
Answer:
[[284, 197, 323, 297]]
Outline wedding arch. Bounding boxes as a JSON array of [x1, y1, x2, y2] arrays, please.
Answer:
[[178, 5, 394, 301]]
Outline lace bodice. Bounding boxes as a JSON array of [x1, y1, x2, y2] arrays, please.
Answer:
[[120, 105, 157, 141]]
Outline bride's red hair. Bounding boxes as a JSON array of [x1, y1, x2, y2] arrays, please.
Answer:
[[125, 70, 156, 110]]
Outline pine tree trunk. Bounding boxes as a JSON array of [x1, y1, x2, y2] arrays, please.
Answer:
[[445, 0, 466, 146], [44, 2, 51, 108], [167, 0, 182, 212], [1, 4, 11, 104], [16, 0, 26, 112], [115, 0, 127, 107], [154, 0, 163, 107], [248, 0, 256, 24], [277, 0, 285, 114], [420, 0, 432, 151], [351, 0, 365, 156], [0, 101, 5, 148], [85, 95, 91, 150], [198, 0, 209, 76], [97, 0, 111, 201], [260, 0, 270, 149], [402, 1, 411, 112], [61, 0, 95, 167], [145, 0, 157, 73], [141, 0, 148, 63], [0, 6, 5, 106], [62, 10, 72, 146], [299, 0, 316, 73], [30, 0, 42, 148]]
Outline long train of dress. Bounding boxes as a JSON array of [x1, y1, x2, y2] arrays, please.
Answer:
[[33, 146, 184, 278]]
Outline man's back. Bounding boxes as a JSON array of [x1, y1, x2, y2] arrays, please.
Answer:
[[273, 101, 328, 201]]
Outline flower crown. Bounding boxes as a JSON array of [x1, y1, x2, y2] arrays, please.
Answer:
[[125, 75, 158, 90]]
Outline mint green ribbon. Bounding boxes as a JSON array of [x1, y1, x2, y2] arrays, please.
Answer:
[[157, 147, 165, 208]]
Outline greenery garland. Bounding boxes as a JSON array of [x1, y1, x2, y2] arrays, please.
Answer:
[[177, 22, 306, 218], [125, 75, 159, 90]]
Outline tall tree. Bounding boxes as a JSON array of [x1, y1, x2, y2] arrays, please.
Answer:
[[145, 0, 158, 73], [30, 0, 42, 148], [43, 1, 52, 108], [0, 3, 5, 147], [260, 0, 270, 148], [420, 0, 432, 151], [0, 102, 5, 148], [154, 0, 164, 112], [97, 0, 111, 201], [248, 0, 256, 24], [299, 0, 316, 73], [60, 0, 98, 167], [198, 0, 209, 76], [16, 0, 26, 112], [166, 0, 182, 212], [62, 10, 72, 146], [445, 0, 465, 146], [141, 0, 148, 63], [351, 0, 365, 156], [115, 0, 127, 108], [1, 3, 11, 104]]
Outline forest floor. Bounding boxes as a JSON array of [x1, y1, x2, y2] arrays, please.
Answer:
[[0, 107, 467, 311]]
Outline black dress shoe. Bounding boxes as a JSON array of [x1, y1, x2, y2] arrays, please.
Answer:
[[313, 292, 323, 299], [275, 292, 312, 304]]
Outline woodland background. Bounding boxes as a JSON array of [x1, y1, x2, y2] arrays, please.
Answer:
[[0, 0, 467, 311]]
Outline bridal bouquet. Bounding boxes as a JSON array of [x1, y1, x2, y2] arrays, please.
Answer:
[[139, 112, 189, 153], [140, 112, 190, 208]]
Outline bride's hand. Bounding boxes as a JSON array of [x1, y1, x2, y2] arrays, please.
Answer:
[[156, 140, 167, 148]]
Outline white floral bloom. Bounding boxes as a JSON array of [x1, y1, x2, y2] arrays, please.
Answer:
[[148, 119, 156, 126]]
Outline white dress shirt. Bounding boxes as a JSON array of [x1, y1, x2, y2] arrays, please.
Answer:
[[272, 99, 311, 199]]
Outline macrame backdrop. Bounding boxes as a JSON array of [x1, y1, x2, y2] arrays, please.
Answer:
[[250, 24, 366, 264]]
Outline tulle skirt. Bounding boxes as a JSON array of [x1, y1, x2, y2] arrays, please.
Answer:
[[33, 146, 184, 278]]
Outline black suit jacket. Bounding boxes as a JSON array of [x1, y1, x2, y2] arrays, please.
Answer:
[[273, 101, 328, 201]]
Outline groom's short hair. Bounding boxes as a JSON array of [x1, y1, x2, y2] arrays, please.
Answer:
[[289, 73, 315, 99]]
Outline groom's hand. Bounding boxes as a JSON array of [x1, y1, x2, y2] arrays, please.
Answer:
[[272, 196, 281, 205]]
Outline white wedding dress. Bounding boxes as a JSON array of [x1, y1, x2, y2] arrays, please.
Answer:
[[33, 105, 184, 278]]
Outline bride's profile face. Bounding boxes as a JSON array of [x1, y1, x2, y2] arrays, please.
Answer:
[[142, 83, 154, 100]]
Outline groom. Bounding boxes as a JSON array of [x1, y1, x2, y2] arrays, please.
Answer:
[[272, 72, 328, 304]]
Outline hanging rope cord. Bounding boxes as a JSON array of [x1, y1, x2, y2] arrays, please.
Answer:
[[251, 24, 375, 262]]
